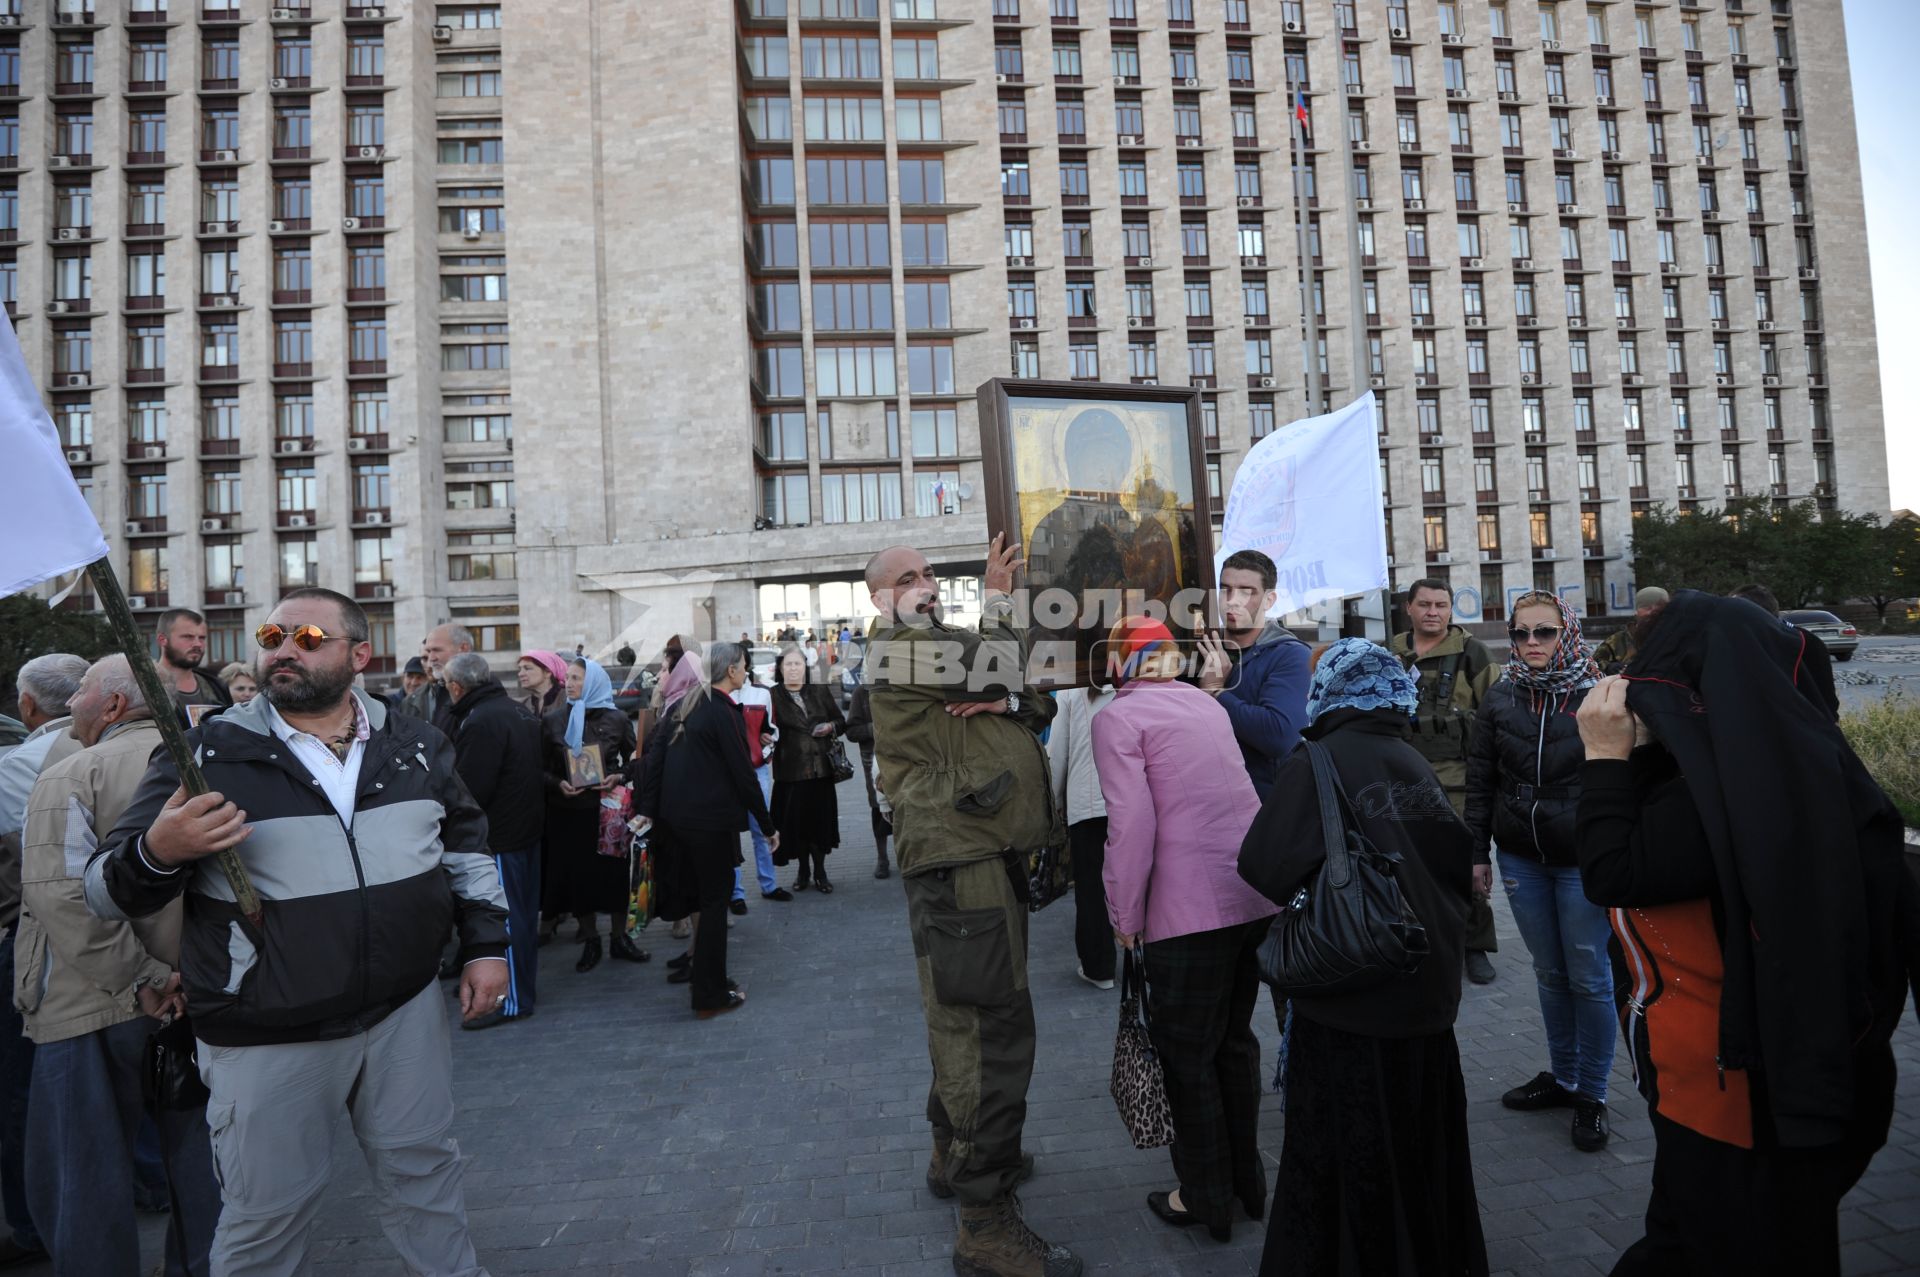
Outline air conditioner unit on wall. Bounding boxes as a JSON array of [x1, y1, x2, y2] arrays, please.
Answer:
[[1259, 376, 1275, 388], [342, 217, 361, 230], [433, 26, 453, 43], [66, 449, 88, 463], [125, 522, 143, 536], [365, 511, 386, 524], [278, 440, 304, 454], [287, 515, 310, 528], [348, 437, 369, 451], [201, 517, 223, 532], [127, 596, 148, 609], [212, 149, 237, 162], [224, 591, 246, 605], [270, 77, 288, 90], [373, 584, 394, 599]]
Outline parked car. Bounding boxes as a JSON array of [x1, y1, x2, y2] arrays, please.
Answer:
[[1783, 609, 1860, 661], [0, 714, 27, 762]]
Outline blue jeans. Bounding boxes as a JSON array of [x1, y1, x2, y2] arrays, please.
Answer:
[[25, 1017, 221, 1276], [0, 924, 39, 1251], [1500, 851, 1616, 1102], [744, 765, 777, 897]]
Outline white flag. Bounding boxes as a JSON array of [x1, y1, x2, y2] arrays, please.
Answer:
[[1216, 391, 1388, 616], [0, 317, 107, 598]]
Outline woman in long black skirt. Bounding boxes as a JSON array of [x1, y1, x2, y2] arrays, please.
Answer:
[[540, 657, 647, 972], [1238, 639, 1487, 1277], [768, 646, 844, 893]]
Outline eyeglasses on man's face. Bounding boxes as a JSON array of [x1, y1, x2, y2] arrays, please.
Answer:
[[255, 623, 349, 652]]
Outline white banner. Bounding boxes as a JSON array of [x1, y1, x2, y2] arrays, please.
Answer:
[[0, 316, 108, 598], [1216, 391, 1388, 616]]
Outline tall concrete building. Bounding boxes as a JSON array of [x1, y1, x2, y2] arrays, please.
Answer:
[[25, 0, 1889, 667]]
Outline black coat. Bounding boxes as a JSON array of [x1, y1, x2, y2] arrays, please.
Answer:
[[1463, 680, 1590, 867], [1616, 590, 1917, 1148], [1237, 707, 1474, 1040], [635, 692, 775, 836], [539, 705, 635, 813], [769, 683, 846, 783], [447, 680, 545, 853]]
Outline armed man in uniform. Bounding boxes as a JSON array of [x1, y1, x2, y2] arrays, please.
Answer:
[[1389, 578, 1500, 984], [866, 534, 1080, 1277]]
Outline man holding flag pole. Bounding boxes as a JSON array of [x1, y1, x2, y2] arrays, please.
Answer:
[[2, 306, 508, 1275]]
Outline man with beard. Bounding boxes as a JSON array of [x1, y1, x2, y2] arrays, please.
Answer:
[[84, 587, 508, 1277], [866, 536, 1080, 1277], [154, 609, 231, 728]]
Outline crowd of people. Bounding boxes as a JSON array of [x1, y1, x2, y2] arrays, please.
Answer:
[[0, 541, 1911, 1276]]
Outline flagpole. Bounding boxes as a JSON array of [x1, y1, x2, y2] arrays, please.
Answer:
[[1290, 90, 1322, 417], [1339, 73, 1390, 642], [83, 559, 263, 925]]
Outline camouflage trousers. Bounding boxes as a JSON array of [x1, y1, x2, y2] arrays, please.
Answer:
[[905, 856, 1036, 1206]]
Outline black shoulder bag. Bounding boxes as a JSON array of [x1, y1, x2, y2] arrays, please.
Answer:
[[1257, 740, 1430, 997]]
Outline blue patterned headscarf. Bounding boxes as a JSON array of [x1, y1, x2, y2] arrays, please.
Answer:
[[1305, 638, 1420, 725], [564, 658, 617, 752]]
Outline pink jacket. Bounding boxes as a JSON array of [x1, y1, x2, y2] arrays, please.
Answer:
[[1093, 680, 1280, 944]]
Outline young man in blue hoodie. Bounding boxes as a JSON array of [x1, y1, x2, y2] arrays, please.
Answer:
[[1197, 550, 1312, 799]]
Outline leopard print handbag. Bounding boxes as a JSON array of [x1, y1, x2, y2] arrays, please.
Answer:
[[1110, 948, 1175, 1150]]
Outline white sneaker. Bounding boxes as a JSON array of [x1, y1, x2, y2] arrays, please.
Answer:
[[1077, 963, 1116, 991]]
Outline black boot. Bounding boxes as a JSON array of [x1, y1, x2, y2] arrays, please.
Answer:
[[609, 932, 650, 964], [793, 851, 811, 892], [575, 935, 602, 973], [874, 835, 892, 879], [813, 850, 833, 894]]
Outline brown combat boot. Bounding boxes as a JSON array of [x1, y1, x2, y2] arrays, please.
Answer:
[[928, 1139, 1036, 1200], [952, 1194, 1082, 1277]]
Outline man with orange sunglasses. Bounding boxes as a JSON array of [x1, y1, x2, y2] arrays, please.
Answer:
[[83, 586, 509, 1277]]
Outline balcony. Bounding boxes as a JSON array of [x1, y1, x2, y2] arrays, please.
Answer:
[[199, 363, 239, 382], [126, 365, 166, 384], [204, 588, 248, 609], [348, 357, 388, 376], [272, 361, 314, 380], [270, 288, 310, 306], [125, 438, 167, 460], [129, 2, 168, 20], [124, 516, 166, 536], [276, 510, 317, 530]]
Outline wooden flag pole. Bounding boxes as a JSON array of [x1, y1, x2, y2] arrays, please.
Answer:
[[83, 558, 263, 925]]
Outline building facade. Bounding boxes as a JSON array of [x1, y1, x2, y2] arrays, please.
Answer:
[[22, 0, 1889, 667]]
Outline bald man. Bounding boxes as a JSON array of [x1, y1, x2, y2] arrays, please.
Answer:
[[866, 537, 1079, 1277]]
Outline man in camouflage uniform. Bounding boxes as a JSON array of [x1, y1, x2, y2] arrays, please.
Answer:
[[1592, 586, 1669, 673], [1389, 578, 1500, 984], [867, 535, 1079, 1277]]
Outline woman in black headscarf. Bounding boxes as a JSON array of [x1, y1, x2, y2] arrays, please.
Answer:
[[1574, 589, 1918, 1276]]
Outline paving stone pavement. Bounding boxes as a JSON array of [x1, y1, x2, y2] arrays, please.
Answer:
[[69, 777, 1920, 1275]]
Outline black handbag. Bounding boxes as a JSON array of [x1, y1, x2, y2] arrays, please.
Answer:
[[825, 737, 857, 784], [1257, 740, 1429, 997], [142, 1015, 210, 1112]]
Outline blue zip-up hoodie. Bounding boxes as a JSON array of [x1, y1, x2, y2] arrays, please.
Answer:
[[1215, 621, 1313, 799]]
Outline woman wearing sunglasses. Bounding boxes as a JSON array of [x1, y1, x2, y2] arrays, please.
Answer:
[[1464, 592, 1614, 1152]]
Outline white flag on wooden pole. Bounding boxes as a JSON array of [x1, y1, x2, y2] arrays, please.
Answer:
[[0, 315, 107, 598]]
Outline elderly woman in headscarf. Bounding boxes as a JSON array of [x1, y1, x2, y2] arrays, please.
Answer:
[[632, 652, 706, 966], [516, 649, 569, 717], [1092, 617, 1278, 1244], [1465, 591, 1615, 1153], [1238, 638, 1486, 1277], [539, 656, 643, 972], [633, 642, 778, 1019], [1573, 591, 1917, 1276]]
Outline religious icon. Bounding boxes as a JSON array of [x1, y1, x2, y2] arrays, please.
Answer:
[[977, 379, 1216, 687]]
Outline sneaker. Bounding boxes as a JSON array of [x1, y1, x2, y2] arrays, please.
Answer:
[[1572, 1098, 1610, 1152], [729, 899, 748, 917], [1501, 1071, 1577, 1111], [1464, 950, 1497, 985], [1076, 963, 1116, 991]]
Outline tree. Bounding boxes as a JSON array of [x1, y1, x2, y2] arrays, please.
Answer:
[[1859, 515, 1920, 629], [0, 594, 117, 718], [1628, 499, 1882, 607]]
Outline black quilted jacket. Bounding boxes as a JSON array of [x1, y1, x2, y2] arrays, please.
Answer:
[[1464, 679, 1591, 867]]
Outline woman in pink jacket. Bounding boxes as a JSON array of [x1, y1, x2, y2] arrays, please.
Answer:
[[1093, 616, 1281, 1244]]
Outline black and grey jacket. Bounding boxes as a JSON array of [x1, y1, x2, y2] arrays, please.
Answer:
[[84, 690, 507, 1048]]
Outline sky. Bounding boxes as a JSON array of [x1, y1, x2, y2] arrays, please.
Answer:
[[1844, 0, 1920, 512]]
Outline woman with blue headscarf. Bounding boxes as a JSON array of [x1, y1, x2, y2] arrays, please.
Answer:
[[1238, 638, 1487, 1277], [540, 657, 642, 972]]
